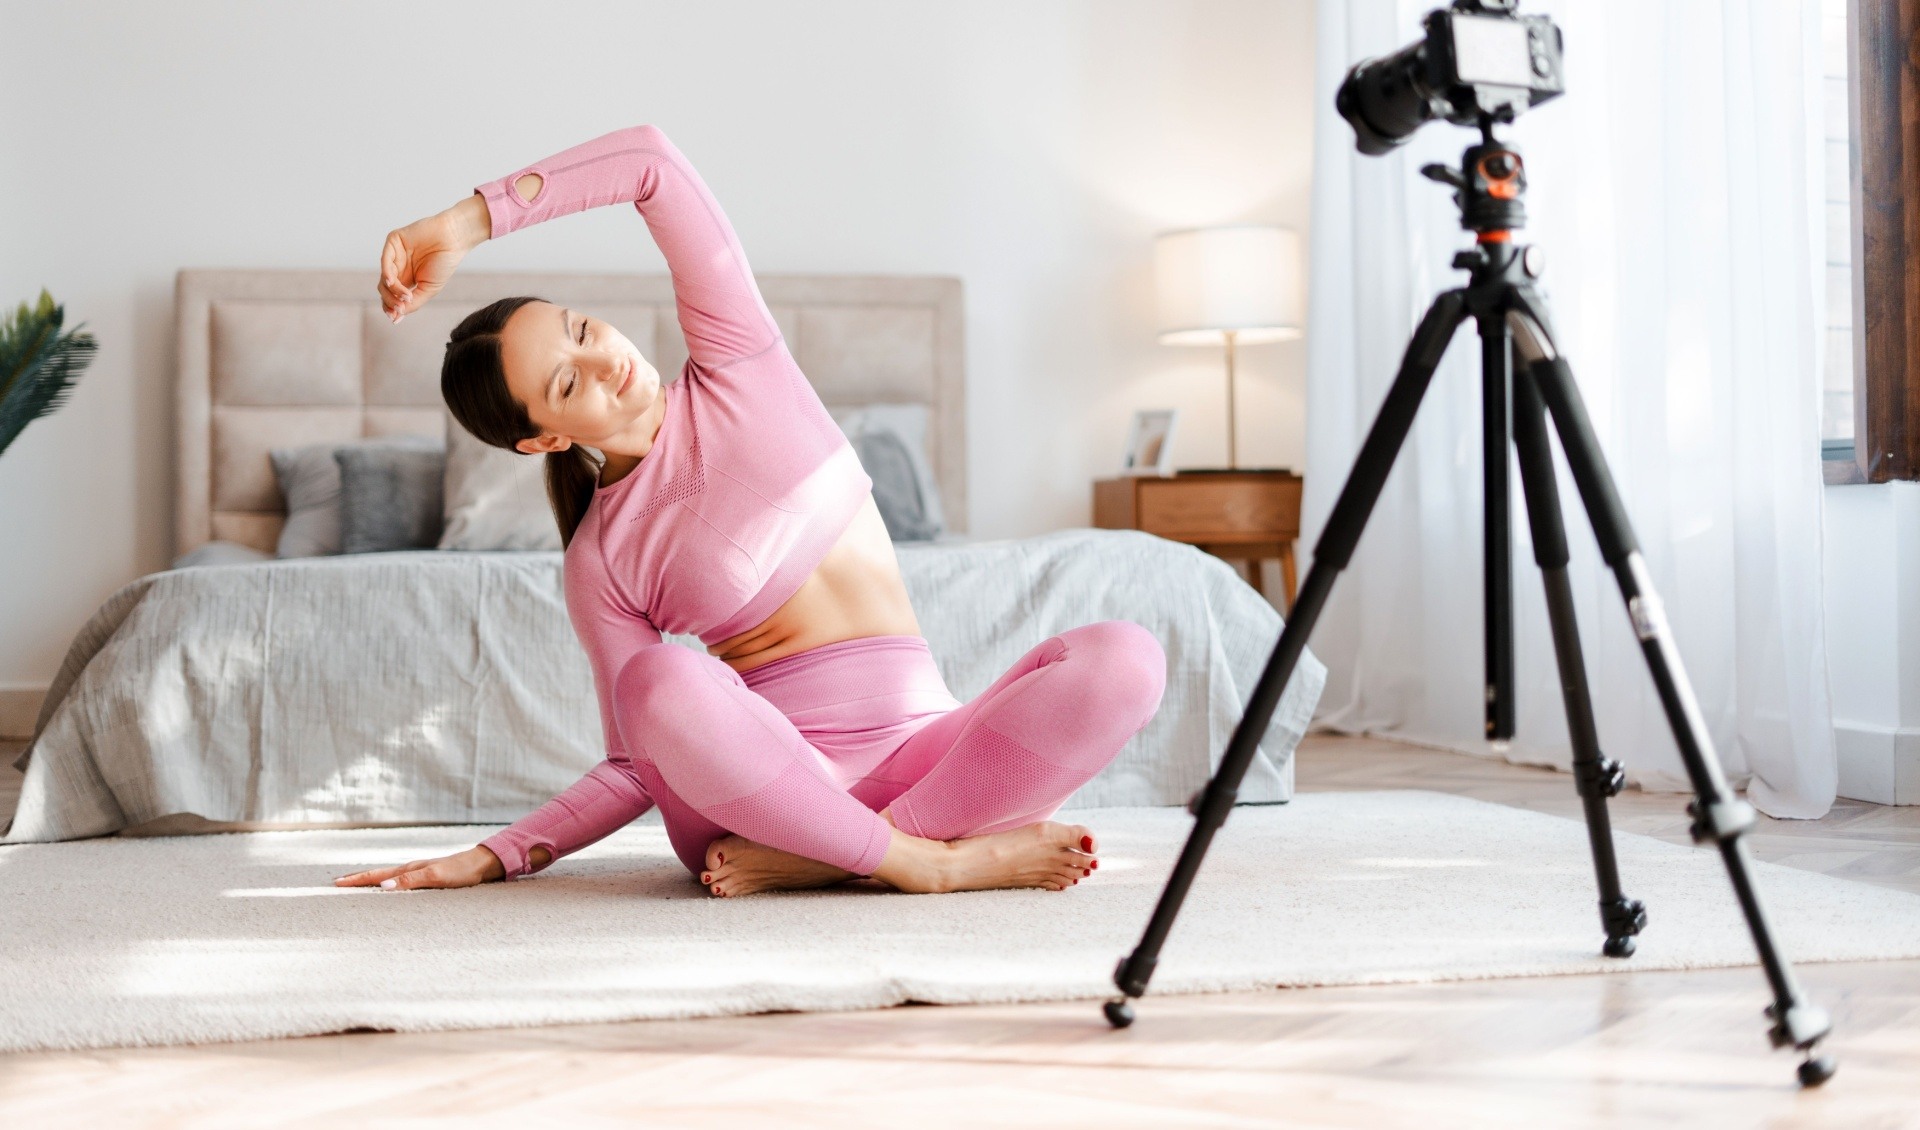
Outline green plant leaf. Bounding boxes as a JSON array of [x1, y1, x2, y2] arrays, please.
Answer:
[[0, 290, 98, 458]]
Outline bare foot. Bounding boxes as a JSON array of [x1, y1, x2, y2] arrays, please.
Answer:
[[700, 834, 854, 898], [871, 822, 1098, 894]]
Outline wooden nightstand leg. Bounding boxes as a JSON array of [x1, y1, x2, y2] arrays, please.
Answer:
[[1280, 543, 1298, 613]]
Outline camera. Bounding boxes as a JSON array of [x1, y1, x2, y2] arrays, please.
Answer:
[[1336, 0, 1564, 155]]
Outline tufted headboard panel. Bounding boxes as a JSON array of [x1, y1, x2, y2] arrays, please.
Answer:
[[173, 269, 967, 554]]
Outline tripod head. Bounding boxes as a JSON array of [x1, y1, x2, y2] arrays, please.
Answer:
[[1421, 120, 1529, 244]]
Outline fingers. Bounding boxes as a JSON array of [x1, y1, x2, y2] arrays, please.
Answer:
[[385, 863, 452, 891], [333, 859, 426, 887], [332, 857, 464, 890], [377, 234, 414, 323]]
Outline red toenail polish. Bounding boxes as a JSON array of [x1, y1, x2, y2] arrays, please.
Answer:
[[702, 874, 711, 883], [1091, 860, 1098, 870], [1081, 836, 1093, 852], [717, 853, 725, 864]]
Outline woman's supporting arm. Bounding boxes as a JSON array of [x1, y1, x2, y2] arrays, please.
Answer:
[[474, 124, 782, 368], [477, 760, 656, 879]]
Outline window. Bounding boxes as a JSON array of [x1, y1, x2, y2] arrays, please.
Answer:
[[1821, 0, 1854, 449], [1834, 0, 1920, 484]]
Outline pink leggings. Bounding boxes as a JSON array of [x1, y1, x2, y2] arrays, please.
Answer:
[[609, 621, 1165, 876]]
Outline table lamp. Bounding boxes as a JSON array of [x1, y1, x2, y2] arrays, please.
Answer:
[[1153, 225, 1303, 469]]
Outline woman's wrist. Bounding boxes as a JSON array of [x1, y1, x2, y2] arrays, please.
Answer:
[[473, 843, 507, 882], [447, 193, 493, 252]]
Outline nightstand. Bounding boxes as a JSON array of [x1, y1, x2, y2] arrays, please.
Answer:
[[1093, 471, 1303, 610]]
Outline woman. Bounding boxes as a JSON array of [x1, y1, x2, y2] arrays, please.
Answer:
[[336, 125, 1167, 898]]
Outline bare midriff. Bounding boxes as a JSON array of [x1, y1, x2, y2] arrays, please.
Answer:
[[704, 495, 922, 673]]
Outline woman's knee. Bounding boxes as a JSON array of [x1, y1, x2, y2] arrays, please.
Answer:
[[611, 645, 725, 746], [1061, 620, 1167, 726]]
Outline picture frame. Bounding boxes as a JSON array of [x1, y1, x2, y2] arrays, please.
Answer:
[[1121, 408, 1180, 477]]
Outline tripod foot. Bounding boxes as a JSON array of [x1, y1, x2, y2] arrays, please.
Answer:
[[1599, 897, 1645, 959], [1797, 1055, 1838, 1088], [1103, 998, 1136, 1029]]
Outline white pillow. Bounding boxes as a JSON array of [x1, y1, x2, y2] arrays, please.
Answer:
[[438, 410, 563, 552], [829, 403, 946, 534]]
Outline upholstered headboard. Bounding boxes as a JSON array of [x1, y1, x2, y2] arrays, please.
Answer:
[[174, 270, 967, 555]]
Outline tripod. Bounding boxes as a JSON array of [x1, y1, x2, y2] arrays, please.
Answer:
[[1102, 125, 1838, 1088]]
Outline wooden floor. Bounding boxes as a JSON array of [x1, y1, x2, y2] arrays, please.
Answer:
[[3, 734, 1918, 1128]]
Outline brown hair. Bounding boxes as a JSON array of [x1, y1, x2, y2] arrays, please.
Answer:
[[440, 295, 602, 547]]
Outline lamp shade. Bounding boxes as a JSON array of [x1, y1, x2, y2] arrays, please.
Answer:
[[1153, 225, 1303, 346]]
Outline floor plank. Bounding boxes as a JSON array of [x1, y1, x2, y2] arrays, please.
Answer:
[[4, 734, 1919, 1128]]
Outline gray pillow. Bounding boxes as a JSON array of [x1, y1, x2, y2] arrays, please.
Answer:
[[270, 435, 443, 557], [850, 430, 941, 541], [831, 404, 945, 540], [336, 444, 448, 554]]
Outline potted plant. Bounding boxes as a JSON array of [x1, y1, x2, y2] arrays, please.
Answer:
[[1, 290, 97, 458]]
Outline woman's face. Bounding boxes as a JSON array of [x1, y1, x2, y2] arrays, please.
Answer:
[[497, 300, 660, 454]]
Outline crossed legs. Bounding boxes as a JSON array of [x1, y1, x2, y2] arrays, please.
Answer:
[[611, 622, 1167, 896]]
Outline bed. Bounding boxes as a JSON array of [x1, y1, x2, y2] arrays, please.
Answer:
[[4, 269, 1324, 843]]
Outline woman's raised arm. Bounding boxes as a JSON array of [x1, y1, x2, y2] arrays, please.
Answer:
[[472, 124, 782, 368]]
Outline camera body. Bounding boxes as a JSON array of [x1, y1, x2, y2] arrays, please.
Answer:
[[1336, 0, 1564, 156]]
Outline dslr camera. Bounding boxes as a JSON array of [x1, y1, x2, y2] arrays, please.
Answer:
[[1336, 0, 1565, 155]]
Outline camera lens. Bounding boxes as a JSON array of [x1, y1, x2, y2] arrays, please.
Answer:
[[1335, 40, 1438, 155]]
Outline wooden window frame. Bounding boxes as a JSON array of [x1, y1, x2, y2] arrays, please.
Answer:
[[1839, 0, 1920, 484]]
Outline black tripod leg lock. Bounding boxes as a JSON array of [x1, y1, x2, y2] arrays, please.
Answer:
[[1766, 1001, 1833, 1051], [1113, 953, 1157, 998], [1573, 755, 1627, 799], [1686, 797, 1757, 844]]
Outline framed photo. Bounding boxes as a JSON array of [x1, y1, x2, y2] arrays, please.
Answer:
[[1122, 409, 1180, 477]]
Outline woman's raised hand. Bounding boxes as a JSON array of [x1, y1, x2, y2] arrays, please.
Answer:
[[334, 844, 505, 891], [377, 194, 492, 324]]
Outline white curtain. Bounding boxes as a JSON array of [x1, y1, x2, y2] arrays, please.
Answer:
[[1303, 0, 1837, 817]]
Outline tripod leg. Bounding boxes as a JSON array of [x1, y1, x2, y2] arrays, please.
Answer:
[[1104, 290, 1472, 1028], [1510, 362, 1645, 958], [1480, 316, 1516, 742], [1509, 300, 1836, 1086]]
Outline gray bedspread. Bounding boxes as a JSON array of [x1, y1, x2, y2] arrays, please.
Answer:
[[5, 529, 1324, 843]]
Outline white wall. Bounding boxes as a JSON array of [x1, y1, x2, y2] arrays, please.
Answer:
[[1824, 482, 1920, 803], [0, 1, 1318, 690]]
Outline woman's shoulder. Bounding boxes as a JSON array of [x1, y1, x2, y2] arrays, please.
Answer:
[[563, 503, 653, 619]]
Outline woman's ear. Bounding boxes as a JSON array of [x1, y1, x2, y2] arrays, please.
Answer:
[[514, 433, 573, 456]]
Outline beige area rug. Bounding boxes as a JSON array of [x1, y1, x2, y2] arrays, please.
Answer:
[[4, 791, 1918, 1053]]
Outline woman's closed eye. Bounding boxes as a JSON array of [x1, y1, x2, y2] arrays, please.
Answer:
[[565, 319, 589, 398]]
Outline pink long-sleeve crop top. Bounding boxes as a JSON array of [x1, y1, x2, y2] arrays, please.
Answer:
[[472, 126, 872, 877]]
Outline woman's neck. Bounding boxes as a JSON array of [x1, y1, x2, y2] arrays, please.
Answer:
[[595, 389, 670, 488]]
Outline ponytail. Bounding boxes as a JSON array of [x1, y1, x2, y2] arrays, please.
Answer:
[[442, 294, 607, 547], [544, 446, 603, 548]]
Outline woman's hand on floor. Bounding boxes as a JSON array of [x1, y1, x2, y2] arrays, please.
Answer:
[[377, 194, 491, 324], [334, 844, 506, 890]]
